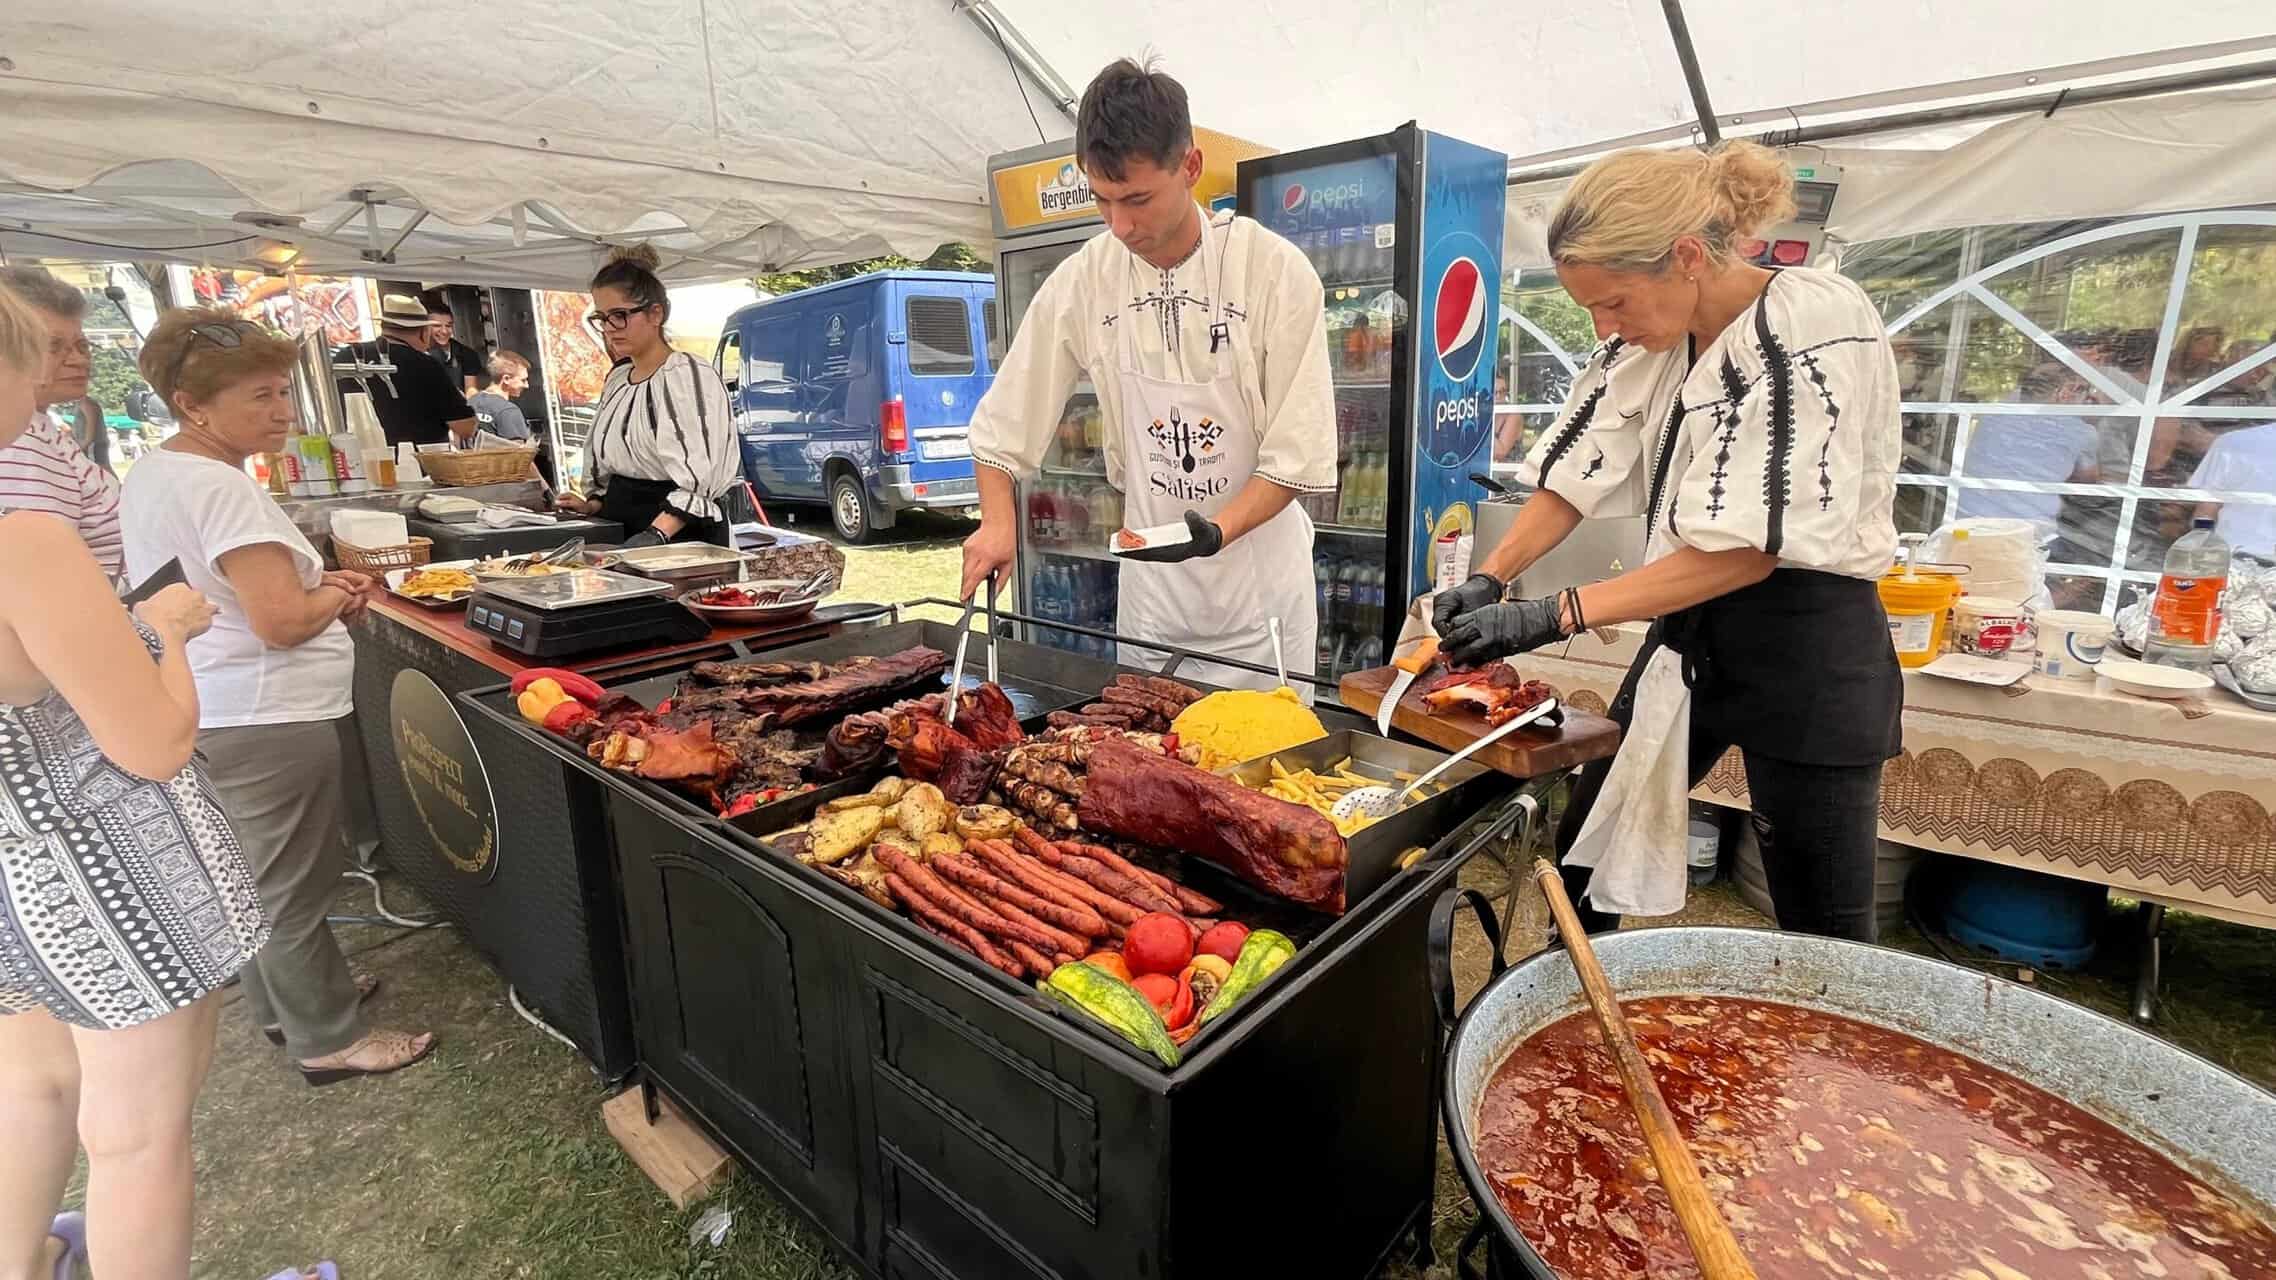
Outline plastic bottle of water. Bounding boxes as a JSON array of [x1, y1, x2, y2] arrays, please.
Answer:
[[2142, 516, 2229, 673]]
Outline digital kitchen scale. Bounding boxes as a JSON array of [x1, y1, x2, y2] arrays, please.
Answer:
[[465, 569, 709, 658]]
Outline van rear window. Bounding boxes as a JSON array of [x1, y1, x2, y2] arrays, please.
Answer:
[[906, 296, 974, 376]]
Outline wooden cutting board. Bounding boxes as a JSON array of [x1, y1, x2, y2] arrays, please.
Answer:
[[1339, 665, 1621, 779]]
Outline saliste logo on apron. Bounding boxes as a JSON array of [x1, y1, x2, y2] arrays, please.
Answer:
[[1143, 408, 1230, 503]]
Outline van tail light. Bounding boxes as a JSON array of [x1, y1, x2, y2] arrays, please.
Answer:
[[881, 397, 908, 454]]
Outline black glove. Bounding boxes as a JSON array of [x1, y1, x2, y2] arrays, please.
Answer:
[[1116, 510, 1225, 563], [1431, 572, 1506, 637], [1440, 595, 1567, 667], [620, 526, 670, 549]]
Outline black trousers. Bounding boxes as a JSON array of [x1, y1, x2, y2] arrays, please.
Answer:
[[1555, 664, 1885, 943]]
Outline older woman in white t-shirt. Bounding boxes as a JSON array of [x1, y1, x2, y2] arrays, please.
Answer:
[[122, 309, 434, 1086]]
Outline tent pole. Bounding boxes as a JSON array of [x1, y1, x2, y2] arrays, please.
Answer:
[[1659, 0, 1722, 146]]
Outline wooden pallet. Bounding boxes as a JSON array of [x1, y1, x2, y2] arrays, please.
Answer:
[[603, 1085, 732, 1208]]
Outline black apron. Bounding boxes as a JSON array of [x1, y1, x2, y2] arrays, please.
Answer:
[[1646, 568, 1903, 767], [596, 474, 729, 547]]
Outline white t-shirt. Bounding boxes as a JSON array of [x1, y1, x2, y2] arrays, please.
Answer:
[[121, 448, 355, 728], [1955, 413, 2099, 531], [2190, 421, 2276, 559]]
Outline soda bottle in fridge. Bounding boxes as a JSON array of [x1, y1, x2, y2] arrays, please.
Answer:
[[2142, 516, 2229, 672]]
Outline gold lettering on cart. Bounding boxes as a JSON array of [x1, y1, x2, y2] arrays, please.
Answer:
[[399, 721, 495, 876]]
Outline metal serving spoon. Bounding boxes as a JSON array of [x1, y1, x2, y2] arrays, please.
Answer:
[[1332, 698, 1560, 822]]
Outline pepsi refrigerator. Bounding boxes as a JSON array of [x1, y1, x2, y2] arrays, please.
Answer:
[[1234, 125, 1507, 680], [988, 133, 1272, 659]]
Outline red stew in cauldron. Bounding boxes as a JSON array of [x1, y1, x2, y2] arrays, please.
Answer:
[[1473, 996, 2276, 1279]]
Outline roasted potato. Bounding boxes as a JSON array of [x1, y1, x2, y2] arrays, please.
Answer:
[[808, 805, 888, 865], [820, 791, 890, 814], [819, 851, 894, 909], [870, 776, 909, 804], [871, 830, 922, 862], [952, 804, 1017, 841], [919, 833, 964, 862], [892, 782, 951, 841]]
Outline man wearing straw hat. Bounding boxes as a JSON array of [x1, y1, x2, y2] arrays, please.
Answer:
[[335, 293, 478, 448]]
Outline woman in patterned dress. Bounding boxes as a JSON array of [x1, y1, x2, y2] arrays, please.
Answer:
[[0, 287, 269, 1276]]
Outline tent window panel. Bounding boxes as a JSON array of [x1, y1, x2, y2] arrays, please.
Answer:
[[906, 296, 974, 377]]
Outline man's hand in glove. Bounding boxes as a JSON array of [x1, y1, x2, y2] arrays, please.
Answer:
[[621, 526, 670, 549], [1431, 572, 1506, 637], [1114, 511, 1225, 563], [1439, 595, 1568, 667]]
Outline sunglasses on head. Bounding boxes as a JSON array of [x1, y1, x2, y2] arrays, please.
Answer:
[[586, 303, 657, 333], [167, 320, 260, 400]]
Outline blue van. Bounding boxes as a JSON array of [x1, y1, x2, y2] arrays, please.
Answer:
[[715, 271, 994, 542]]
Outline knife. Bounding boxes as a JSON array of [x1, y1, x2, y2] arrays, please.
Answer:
[[1376, 636, 1439, 737]]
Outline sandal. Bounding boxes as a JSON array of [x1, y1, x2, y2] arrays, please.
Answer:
[[262, 1265, 340, 1280], [262, 973, 382, 1046], [298, 1028, 435, 1087], [48, 1212, 86, 1280]]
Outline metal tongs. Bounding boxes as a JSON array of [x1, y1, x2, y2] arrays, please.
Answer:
[[943, 572, 1000, 726]]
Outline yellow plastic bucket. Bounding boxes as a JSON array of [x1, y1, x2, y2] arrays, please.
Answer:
[[1879, 565, 1963, 668]]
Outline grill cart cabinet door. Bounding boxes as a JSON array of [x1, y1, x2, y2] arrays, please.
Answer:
[[610, 796, 867, 1249]]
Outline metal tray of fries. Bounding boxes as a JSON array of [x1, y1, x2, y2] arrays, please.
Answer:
[[1221, 729, 1508, 910]]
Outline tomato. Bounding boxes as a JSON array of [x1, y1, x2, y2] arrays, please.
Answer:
[[1130, 971, 1194, 1030], [1122, 913, 1194, 976], [1196, 921, 1250, 965]]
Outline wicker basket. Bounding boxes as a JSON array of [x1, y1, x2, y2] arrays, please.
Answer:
[[333, 535, 433, 574], [419, 446, 540, 487]]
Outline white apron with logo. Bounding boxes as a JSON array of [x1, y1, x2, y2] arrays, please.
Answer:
[[1111, 240, 1317, 694]]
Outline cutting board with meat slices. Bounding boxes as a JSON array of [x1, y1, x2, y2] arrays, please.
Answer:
[[1338, 665, 1621, 778]]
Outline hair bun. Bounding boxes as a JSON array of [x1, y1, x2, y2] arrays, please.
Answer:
[[1706, 141, 1796, 238], [607, 242, 663, 272]]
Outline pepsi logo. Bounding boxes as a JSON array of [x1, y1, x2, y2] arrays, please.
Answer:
[[1433, 256, 1487, 381], [1282, 184, 1307, 215]]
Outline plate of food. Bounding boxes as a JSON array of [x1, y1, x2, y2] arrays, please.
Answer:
[[1109, 521, 1195, 561], [679, 579, 827, 624], [385, 562, 481, 607]]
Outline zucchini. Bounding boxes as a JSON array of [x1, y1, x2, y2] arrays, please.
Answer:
[[1194, 929, 1296, 1028], [1041, 962, 1181, 1068]]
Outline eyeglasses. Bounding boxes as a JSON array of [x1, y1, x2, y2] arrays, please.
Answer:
[[586, 304, 657, 333], [166, 320, 259, 402]]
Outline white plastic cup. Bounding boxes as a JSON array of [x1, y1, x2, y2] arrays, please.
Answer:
[[2031, 609, 2114, 682]]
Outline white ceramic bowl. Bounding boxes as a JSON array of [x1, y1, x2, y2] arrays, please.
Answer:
[[2097, 657, 2214, 700]]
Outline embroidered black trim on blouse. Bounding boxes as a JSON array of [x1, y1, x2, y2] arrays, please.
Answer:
[[1753, 288, 1797, 557], [1703, 355, 1747, 521], [1641, 392, 1690, 549], [1533, 338, 1624, 490]]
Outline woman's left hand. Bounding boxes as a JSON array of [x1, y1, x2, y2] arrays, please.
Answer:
[[1439, 595, 1567, 667]]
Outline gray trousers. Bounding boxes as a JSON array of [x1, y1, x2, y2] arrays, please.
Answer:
[[198, 716, 365, 1058]]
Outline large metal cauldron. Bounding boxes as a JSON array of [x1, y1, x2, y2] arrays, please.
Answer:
[[1429, 910, 2276, 1279]]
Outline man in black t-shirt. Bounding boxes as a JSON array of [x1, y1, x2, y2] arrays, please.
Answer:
[[422, 289, 486, 395], [339, 293, 478, 447]]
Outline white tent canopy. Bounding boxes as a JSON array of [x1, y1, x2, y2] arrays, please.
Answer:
[[2, 2, 2274, 287]]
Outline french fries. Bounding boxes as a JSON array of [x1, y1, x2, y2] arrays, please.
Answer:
[[1255, 759, 1448, 836]]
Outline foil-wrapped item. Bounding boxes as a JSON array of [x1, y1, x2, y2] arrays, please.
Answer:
[[2215, 624, 2247, 664], [2234, 635, 2276, 694], [2115, 597, 2152, 653], [2228, 589, 2273, 643]]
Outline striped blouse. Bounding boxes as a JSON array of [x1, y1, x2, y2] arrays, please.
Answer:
[[588, 352, 739, 523], [0, 414, 123, 581]]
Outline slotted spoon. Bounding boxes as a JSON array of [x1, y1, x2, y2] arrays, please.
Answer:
[[1331, 698, 1559, 822]]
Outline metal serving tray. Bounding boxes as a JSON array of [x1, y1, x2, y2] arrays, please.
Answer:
[[609, 543, 761, 589], [473, 567, 672, 611], [1223, 729, 1500, 910]]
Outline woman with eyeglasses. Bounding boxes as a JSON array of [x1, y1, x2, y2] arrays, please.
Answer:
[[0, 287, 274, 1278], [554, 245, 739, 547], [121, 308, 435, 1087]]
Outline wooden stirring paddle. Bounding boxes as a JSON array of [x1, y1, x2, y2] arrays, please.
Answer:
[[1531, 860, 1758, 1280]]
